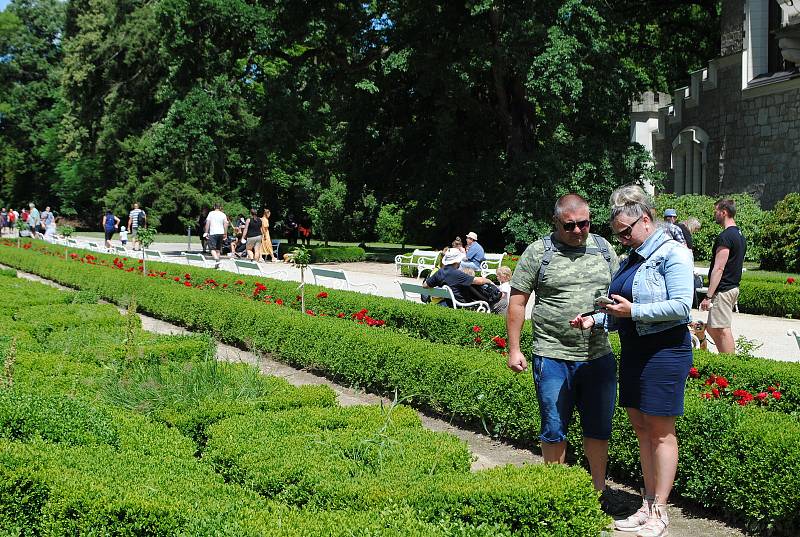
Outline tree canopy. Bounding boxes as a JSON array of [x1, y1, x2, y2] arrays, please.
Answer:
[[0, 0, 721, 250]]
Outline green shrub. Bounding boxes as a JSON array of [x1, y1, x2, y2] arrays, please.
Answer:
[[759, 192, 800, 273], [654, 192, 764, 262], [738, 280, 800, 318], [0, 390, 118, 447], [204, 406, 608, 535], [12, 353, 105, 398], [375, 203, 406, 244], [104, 359, 336, 446], [0, 268, 16, 278], [7, 241, 800, 533], [70, 289, 100, 304], [309, 246, 366, 263]]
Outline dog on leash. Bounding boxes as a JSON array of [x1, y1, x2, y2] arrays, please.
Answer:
[[689, 320, 708, 350]]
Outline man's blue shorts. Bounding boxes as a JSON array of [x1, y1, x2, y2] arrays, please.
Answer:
[[532, 353, 617, 444]]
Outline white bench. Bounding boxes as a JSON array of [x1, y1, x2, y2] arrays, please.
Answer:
[[233, 259, 288, 278], [694, 266, 744, 312], [310, 266, 378, 294], [143, 249, 166, 261], [85, 241, 102, 252], [789, 330, 800, 351], [480, 253, 506, 278], [396, 281, 490, 312], [394, 249, 440, 276], [184, 252, 215, 267]]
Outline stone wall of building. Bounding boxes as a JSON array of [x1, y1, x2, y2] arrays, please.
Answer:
[[653, 52, 800, 209], [720, 0, 745, 56]]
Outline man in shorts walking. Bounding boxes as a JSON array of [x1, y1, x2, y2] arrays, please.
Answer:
[[127, 203, 146, 250], [203, 203, 229, 269], [700, 199, 746, 354], [506, 194, 619, 505]]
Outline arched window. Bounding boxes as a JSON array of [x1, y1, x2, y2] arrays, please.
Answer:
[[671, 127, 709, 195]]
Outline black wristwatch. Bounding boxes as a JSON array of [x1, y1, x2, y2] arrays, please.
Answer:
[[705, 294, 715, 300]]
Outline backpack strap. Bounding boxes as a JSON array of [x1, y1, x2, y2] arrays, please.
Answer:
[[535, 234, 557, 289], [591, 233, 613, 276]]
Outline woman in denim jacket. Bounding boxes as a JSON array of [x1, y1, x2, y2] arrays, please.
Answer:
[[571, 185, 693, 537]]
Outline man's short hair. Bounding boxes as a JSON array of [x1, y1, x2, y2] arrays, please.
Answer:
[[715, 199, 736, 218], [553, 194, 589, 219], [213, 202, 223, 210]]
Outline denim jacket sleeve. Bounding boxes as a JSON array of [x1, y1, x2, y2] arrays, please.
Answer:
[[630, 245, 694, 322]]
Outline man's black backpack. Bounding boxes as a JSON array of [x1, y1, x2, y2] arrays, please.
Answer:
[[468, 282, 503, 305], [137, 211, 146, 228]]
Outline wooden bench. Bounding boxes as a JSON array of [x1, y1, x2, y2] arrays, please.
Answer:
[[233, 259, 288, 278], [310, 266, 378, 294], [395, 281, 490, 312], [394, 249, 440, 276], [480, 253, 506, 278]]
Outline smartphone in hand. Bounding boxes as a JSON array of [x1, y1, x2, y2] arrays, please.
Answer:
[[595, 296, 616, 306]]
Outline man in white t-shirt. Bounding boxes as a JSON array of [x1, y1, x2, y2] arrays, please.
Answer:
[[127, 203, 146, 250], [204, 203, 229, 268]]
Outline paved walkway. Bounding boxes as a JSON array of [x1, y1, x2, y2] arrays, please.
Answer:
[[96, 236, 800, 362]]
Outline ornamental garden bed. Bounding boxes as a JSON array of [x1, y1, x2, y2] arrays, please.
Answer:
[[1, 240, 800, 534], [0, 270, 607, 536]]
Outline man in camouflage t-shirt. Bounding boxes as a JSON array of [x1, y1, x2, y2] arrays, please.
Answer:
[[506, 194, 619, 496]]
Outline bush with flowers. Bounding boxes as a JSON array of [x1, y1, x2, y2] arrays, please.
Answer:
[[5, 239, 800, 534]]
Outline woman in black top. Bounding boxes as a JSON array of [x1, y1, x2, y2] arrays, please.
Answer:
[[242, 209, 263, 261]]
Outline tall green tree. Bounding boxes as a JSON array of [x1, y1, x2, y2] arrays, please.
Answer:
[[0, 0, 65, 209]]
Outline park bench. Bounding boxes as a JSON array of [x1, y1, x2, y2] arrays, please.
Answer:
[[85, 241, 102, 252], [694, 266, 744, 312], [143, 249, 166, 261], [395, 280, 490, 312], [394, 249, 440, 276], [790, 330, 800, 351], [480, 253, 506, 278], [310, 266, 378, 294], [233, 258, 288, 278], [184, 252, 214, 267]]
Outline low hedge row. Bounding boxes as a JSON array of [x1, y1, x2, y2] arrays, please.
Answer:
[[309, 246, 366, 263], [205, 406, 606, 535], [3, 242, 800, 533], [737, 280, 800, 318], [0, 271, 609, 536]]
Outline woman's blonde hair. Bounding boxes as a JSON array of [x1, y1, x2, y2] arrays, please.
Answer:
[[681, 217, 701, 233], [609, 184, 654, 222]]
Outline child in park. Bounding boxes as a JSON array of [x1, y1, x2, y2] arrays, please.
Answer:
[[119, 227, 128, 247]]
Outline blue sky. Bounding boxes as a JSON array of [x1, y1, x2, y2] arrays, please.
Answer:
[[0, 0, 10, 11]]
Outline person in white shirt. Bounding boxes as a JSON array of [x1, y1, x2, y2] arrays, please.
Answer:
[[494, 265, 513, 314], [203, 203, 229, 268], [127, 203, 146, 250]]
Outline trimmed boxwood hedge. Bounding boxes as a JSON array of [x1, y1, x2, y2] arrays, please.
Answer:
[[309, 246, 366, 263], [0, 269, 610, 536], [4, 241, 800, 533]]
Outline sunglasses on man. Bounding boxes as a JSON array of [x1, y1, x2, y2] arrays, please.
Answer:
[[560, 220, 591, 231]]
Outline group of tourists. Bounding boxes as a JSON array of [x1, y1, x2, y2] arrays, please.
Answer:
[[503, 187, 746, 537], [196, 203, 279, 269], [422, 232, 513, 314], [1, 203, 56, 239]]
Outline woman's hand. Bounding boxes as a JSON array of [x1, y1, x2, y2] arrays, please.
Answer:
[[569, 314, 594, 329], [602, 294, 632, 318]]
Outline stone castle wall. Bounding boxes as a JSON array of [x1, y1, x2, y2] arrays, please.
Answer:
[[652, 54, 800, 209]]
